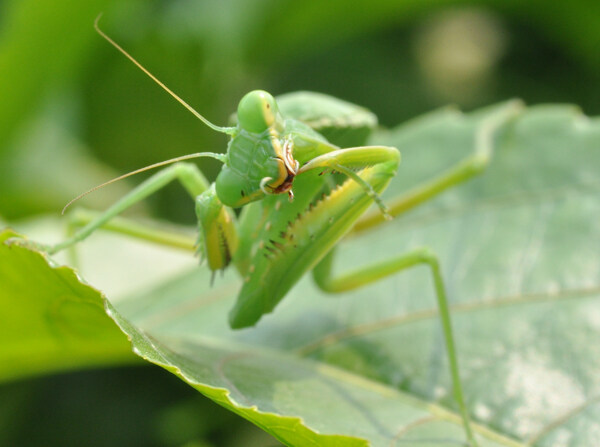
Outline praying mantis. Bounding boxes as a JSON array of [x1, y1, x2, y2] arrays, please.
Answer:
[[30, 17, 511, 447]]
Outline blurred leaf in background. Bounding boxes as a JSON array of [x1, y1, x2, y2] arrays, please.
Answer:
[[1, 0, 600, 446]]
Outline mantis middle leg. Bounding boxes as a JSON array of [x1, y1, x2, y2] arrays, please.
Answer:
[[41, 162, 237, 272]]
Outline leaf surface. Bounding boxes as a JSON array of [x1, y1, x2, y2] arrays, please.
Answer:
[[0, 230, 135, 382]]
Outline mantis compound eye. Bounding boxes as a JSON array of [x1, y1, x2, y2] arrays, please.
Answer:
[[215, 157, 284, 208], [215, 167, 255, 208], [237, 90, 281, 133]]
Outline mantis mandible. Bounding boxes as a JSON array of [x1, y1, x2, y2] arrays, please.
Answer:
[[35, 17, 498, 447]]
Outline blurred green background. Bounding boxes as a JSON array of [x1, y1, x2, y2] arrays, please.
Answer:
[[1, 0, 599, 445]]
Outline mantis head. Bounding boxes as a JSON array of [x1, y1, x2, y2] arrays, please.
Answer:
[[215, 90, 298, 208], [237, 90, 284, 133], [82, 20, 294, 214]]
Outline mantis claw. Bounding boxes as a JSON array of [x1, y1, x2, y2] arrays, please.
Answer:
[[260, 177, 274, 194]]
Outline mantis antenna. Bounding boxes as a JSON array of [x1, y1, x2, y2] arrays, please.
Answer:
[[94, 14, 236, 135], [61, 152, 227, 214], [61, 16, 236, 214]]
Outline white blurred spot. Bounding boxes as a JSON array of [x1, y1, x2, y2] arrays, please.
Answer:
[[414, 8, 507, 103], [505, 352, 586, 437], [474, 403, 492, 421], [434, 385, 447, 399]]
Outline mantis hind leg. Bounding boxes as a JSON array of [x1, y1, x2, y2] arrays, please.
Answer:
[[351, 149, 488, 234], [313, 248, 478, 446]]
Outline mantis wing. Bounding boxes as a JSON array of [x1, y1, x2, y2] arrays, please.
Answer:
[[276, 91, 378, 147]]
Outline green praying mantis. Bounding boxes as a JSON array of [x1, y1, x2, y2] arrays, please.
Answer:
[[30, 18, 509, 447]]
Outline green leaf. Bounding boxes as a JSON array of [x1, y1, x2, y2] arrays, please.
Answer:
[[0, 230, 136, 382], [4, 102, 599, 446]]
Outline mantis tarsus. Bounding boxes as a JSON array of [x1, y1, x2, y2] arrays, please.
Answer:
[[33, 17, 515, 447]]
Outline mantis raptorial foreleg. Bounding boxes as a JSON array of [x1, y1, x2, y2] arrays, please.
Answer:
[[228, 145, 400, 328]]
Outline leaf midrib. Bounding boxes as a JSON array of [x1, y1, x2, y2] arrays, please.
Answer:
[[295, 285, 600, 355]]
